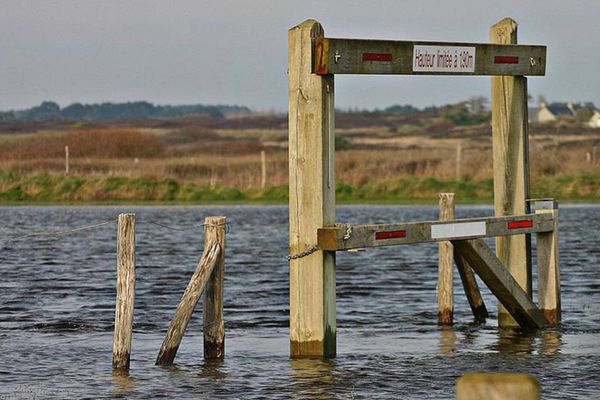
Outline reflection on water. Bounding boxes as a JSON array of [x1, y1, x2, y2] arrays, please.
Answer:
[[0, 205, 598, 399], [488, 328, 563, 355], [198, 359, 228, 380], [539, 329, 562, 356], [492, 328, 537, 354], [112, 369, 136, 397], [439, 327, 458, 353], [290, 359, 337, 399]]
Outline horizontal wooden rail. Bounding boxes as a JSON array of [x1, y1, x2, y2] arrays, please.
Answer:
[[318, 213, 553, 251], [314, 38, 546, 76]]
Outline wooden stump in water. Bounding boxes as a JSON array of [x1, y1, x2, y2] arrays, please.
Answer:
[[113, 213, 136, 370], [456, 372, 540, 400], [203, 216, 227, 359], [438, 193, 455, 325]]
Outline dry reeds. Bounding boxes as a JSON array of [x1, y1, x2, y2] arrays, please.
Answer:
[[0, 124, 598, 192], [0, 129, 165, 159]]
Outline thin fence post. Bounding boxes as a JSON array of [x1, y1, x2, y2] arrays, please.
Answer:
[[210, 168, 217, 189], [533, 199, 561, 326], [490, 18, 532, 327], [203, 216, 226, 359], [156, 225, 222, 366], [289, 19, 336, 358], [65, 145, 69, 175], [113, 213, 136, 370], [438, 193, 455, 325], [455, 142, 462, 181], [260, 150, 267, 189]]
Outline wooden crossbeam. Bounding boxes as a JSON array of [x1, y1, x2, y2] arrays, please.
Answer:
[[451, 239, 547, 329], [318, 213, 553, 251], [314, 38, 546, 76]]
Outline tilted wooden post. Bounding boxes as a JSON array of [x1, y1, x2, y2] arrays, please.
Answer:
[[156, 229, 221, 365], [113, 213, 136, 370], [454, 251, 489, 323], [533, 200, 561, 326], [490, 18, 532, 327], [438, 193, 455, 325], [203, 216, 226, 359], [289, 19, 336, 357]]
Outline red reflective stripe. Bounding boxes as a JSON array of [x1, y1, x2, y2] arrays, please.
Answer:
[[494, 56, 519, 64], [507, 220, 533, 229], [375, 230, 406, 240], [363, 53, 393, 62]]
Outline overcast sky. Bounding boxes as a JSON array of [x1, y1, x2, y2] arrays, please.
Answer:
[[1, 0, 599, 111]]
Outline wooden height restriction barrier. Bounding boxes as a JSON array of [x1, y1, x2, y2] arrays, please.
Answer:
[[288, 18, 557, 358]]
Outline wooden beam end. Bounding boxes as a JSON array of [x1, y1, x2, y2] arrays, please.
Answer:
[[317, 228, 341, 251]]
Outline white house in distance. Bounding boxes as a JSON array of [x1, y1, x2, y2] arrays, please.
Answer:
[[588, 110, 600, 128], [529, 101, 600, 128]]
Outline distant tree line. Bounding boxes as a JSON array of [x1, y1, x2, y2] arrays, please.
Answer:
[[338, 96, 491, 126], [0, 101, 251, 122]]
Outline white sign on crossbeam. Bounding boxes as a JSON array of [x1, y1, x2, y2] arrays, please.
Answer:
[[413, 45, 476, 73]]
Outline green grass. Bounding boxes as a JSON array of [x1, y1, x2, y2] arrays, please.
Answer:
[[0, 172, 598, 204]]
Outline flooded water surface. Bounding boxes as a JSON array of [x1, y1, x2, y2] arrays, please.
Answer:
[[1, 205, 599, 398]]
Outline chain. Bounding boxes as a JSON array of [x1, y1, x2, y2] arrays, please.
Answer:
[[343, 223, 352, 240], [335, 223, 352, 240], [288, 223, 352, 261], [287, 245, 319, 261]]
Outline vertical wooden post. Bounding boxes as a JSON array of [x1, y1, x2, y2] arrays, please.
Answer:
[[438, 193, 455, 325], [457, 373, 540, 400], [534, 200, 561, 326], [113, 213, 136, 370], [260, 150, 267, 189], [289, 19, 336, 358], [490, 18, 532, 327], [65, 145, 69, 175], [203, 216, 226, 359]]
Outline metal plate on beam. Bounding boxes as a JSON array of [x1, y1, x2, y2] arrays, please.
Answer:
[[431, 221, 486, 239]]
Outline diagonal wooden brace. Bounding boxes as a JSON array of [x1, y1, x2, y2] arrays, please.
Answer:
[[452, 238, 547, 329]]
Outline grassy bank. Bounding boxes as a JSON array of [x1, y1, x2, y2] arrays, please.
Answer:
[[1, 171, 598, 204]]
